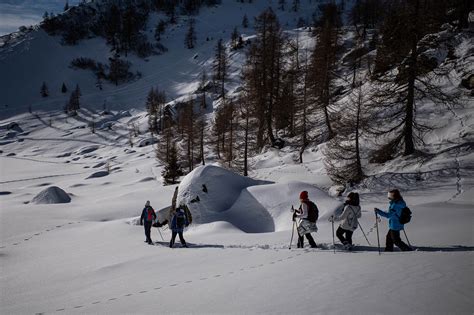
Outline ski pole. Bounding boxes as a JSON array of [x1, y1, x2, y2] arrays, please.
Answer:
[[157, 226, 165, 241], [358, 222, 371, 246], [331, 216, 336, 254], [403, 229, 411, 247], [289, 220, 296, 249], [375, 211, 381, 255]]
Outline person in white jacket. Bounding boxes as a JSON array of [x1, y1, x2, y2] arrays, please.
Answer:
[[294, 191, 318, 248], [330, 192, 361, 249]]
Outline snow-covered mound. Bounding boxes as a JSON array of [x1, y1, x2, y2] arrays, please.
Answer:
[[226, 182, 343, 233], [174, 165, 342, 233], [31, 186, 71, 204], [176, 165, 265, 223]]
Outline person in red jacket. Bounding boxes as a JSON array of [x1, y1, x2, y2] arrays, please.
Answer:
[[140, 200, 156, 245]]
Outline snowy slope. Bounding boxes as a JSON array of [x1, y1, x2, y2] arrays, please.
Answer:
[[1, 1, 474, 314], [0, 103, 473, 314], [0, 0, 316, 119]]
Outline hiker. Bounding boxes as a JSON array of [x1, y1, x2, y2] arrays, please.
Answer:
[[293, 191, 318, 248], [140, 200, 156, 245], [374, 189, 412, 252], [329, 192, 361, 250], [170, 204, 190, 248], [168, 187, 193, 228]]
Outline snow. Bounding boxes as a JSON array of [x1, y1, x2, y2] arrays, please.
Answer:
[[1, 111, 472, 314], [0, 1, 473, 314]]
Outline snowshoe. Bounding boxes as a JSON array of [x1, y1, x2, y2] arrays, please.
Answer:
[[343, 243, 353, 251]]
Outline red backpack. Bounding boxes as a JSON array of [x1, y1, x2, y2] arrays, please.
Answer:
[[147, 207, 154, 221]]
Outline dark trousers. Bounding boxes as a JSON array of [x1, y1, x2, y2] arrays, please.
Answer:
[[385, 229, 411, 251], [144, 221, 152, 243], [336, 227, 353, 245], [170, 231, 186, 247], [297, 233, 316, 248]]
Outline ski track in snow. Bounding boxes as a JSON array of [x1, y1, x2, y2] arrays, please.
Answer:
[[0, 222, 81, 249], [0, 154, 89, 166], [39, 240, 472, 314], [40, 245, 329, 314], [0, 171, 88, 184]]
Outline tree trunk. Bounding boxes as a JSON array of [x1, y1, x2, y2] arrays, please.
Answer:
[[355, 90, 362, 178], [404, 0, 419, 156], [244, 115, 249, 176]]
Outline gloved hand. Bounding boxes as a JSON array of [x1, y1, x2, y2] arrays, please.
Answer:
[[328, 216, 334, 223], [292, 213, 296, 222], [374, 208, 379, 212]]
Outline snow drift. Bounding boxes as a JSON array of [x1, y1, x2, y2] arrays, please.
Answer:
[[31, 186, 71, 204], [172, 165, 342, 233]]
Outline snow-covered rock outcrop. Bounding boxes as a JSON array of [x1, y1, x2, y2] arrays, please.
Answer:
[[32, 186, 71, 204]]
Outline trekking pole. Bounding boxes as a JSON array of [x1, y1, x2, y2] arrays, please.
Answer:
[[289, 220, 296, 250], [403, 229, 412, 247], [375, 211, 381, 255], [157, 226, 165, 241], [331, 216, 336, 254], [358, 222, 371, 246]]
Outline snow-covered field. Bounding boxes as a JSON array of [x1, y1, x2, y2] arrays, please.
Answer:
[[1, 106, 473, 314], [1, 1, 474, 314]]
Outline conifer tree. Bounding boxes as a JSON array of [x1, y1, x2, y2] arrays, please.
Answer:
[[40, 82, 49, 97], [291, 0, 300, 12], [61, 82, 67, 93], [198, 70, 208, 109], [162, 143, 181, 185], [278, 0, 286, 11], [324, 79, 367, 184], [146, 88, 166, 134], [66, 85, 81, 115], [369, 0, 460, 159], [154, 20, 166, 42], [212, 39, 229, 99], [242, 8, 284, 148], [308, 2, 341, 140], [185, 18, 197, 49], [242, 14, 249, 28]]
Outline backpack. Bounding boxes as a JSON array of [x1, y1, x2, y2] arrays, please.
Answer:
[[305, 201, 319, 223], [175, 210, 186, 228], [398, 207, 412, 224], [146, 207, 154, 221]]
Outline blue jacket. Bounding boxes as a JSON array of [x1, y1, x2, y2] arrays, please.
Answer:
[[171, 209, 189, 233], [376, 199, 406, 231]]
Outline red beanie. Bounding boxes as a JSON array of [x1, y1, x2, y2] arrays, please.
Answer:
[[299, 191, 308, 200]]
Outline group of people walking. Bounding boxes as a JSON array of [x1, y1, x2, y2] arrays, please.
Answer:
[[140, 187, 412, 252], [293, 189, 412, 252], [140, 187, 192, 248]]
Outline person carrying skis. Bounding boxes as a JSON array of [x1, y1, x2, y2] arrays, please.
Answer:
[[293, 191, 318, 248], [329, 192, 361, 250], [374, 189, 412, 252], [170, 204, 190, 248], [140, 200, 156, 245]]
